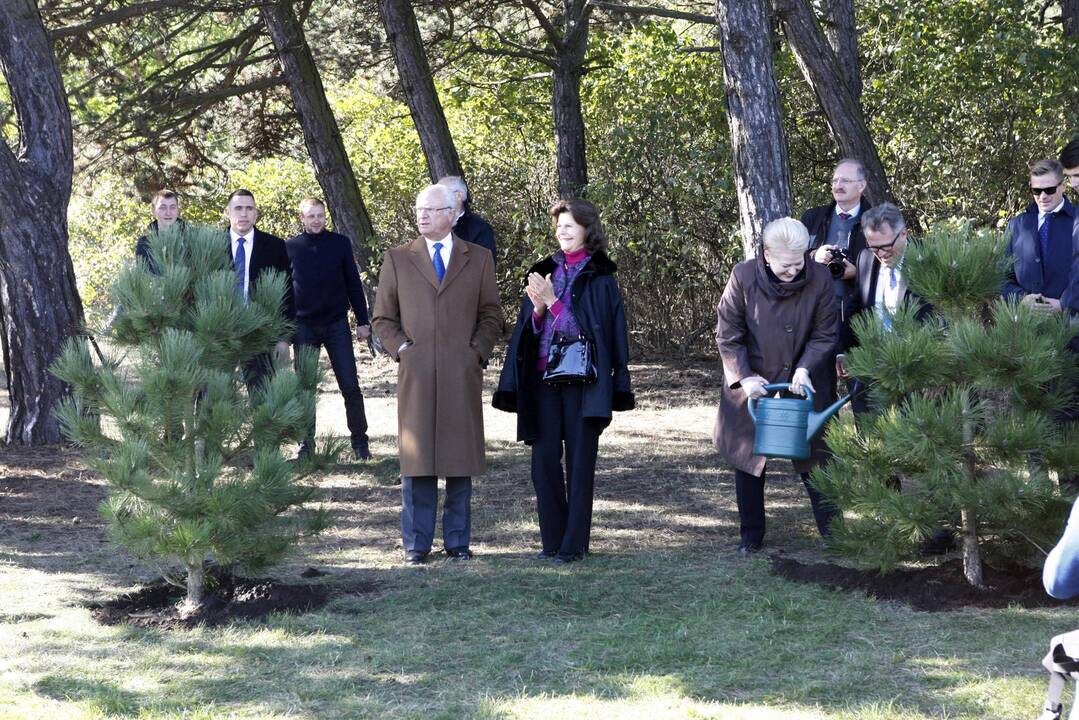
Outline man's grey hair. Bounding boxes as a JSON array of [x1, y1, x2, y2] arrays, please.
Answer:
[[418, 183, 454, 208], [762, 217, 810, 254], [437, 175, 468, 201], [861, 202, 906, 234], [834, 158, 866, 181]]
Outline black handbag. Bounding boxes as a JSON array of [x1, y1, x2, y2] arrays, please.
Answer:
[[543, 333, 597, 385]]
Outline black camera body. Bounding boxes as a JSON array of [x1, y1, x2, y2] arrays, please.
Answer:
[[825, 248, 848, 279]]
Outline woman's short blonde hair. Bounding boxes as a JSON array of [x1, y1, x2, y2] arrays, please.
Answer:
[[761, 217, 810, 254]]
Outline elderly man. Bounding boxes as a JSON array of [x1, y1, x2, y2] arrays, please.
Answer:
[[372, 184, 503, 565], [800, 158, 871, 354], [135, 190, 183, 273], [287, 197, 373, 461], [437, 175, 497, 262], [1004, 159, 1077, 313]]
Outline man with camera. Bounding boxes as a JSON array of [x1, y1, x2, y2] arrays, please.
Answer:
[[800, 158, 871, 357]]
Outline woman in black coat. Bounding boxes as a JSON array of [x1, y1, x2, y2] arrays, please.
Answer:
[[494, 199, 634, 564]]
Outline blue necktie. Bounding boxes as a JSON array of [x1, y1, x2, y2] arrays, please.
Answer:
[[234, 236, 247, 301], [1039, 214, 1051, 261], [889, 268, 897, 290], [432, 242, 446, 283]]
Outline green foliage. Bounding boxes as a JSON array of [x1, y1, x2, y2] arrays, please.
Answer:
[[814, 224, 1076, 579], [50, 223, 332, 603]]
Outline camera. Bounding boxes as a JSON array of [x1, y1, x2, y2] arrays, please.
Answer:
[[825, 248, 848, 279]]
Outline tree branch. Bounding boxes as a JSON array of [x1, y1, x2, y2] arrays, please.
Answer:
[[519, 0, 563, 47], [49, 0, 267, 38], [587, 0, 716, 24]]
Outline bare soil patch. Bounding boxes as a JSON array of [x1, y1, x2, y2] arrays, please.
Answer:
[[87, 569, 377, 629], [770, 555, 1076, 611]]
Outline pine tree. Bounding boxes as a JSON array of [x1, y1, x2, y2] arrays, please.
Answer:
[[812, 223, 1079, 587], [51, 223, 333, 614]]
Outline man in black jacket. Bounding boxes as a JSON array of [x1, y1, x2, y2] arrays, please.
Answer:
[[134, 190, 182, 273], [287, 197, 373, 461], [438, 175, 497, 263], [800, 158, 872, 354], [225, 188, 294, 395]]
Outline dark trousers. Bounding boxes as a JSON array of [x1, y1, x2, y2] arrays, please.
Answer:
[[294, 319, 369, 451], [734, 467, 837, 545], [401, 476, 472, 553], [531, 382, 602, 559], [243, 353, 275, 399], [847, 377, 871, 416]]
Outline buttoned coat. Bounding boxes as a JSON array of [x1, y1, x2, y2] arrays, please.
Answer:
[[372, 235, 503, 477], [713, 256, 839, 476]]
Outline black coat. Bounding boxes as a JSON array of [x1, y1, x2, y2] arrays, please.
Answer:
[[800, 198, 871, 352], [453, 207, 497, 263], [228, 228, 296, 323], [493, 250, 634, 443], [134, 219, 187, 274]]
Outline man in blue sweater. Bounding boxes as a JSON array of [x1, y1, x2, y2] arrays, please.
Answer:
[[287, 197, 373, 460]]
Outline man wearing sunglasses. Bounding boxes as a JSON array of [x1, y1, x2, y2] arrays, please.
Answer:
[[1003, 158, 1076, 314]]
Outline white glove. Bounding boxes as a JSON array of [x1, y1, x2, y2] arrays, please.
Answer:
[[790, 367, 815, 396], [740, 375, 769, 400]]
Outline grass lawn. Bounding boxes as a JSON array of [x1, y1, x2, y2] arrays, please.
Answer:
[[0, 357, 1072, 719]]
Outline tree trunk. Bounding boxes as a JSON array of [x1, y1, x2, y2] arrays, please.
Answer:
[[960, 417, 984, 588], [378, 0, 462, 181], [0, 0, 84, 445], [1065, 0, 1079, 38], [552, 3, 591, 199], [820, 0, 860, 100], [775, 0, 894, 208], [181, 558, 205, 616], [715, 0, 792, 258], [261, 0, 377, 275]]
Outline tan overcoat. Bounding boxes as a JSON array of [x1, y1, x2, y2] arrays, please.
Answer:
[[372, 235, 503, 477], [713, 256, 839, 477]]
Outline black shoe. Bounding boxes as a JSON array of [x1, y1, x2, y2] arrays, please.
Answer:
[[553, 553, 583, 565], [404, 551, 428, 565], [737, 540, 763, 554], [920, 528, 956, 556], [534, 550, 556, 561], [353, 439, 372, 461], [445, 547, 473, 560], [296, 443, 312, 461]]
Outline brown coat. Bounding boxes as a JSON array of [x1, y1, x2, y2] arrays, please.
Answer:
[[713, 256, 839, 476], [372, 235, 503, 477]]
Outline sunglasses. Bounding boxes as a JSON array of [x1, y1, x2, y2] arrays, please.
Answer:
[[867, 229, 904, 252], [1031, 184, 1061, 196]]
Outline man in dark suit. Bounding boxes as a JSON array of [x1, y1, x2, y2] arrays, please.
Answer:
[[438, 175, 497, 264], [800, 158, 872, 353], [134, 190, 183, 273], [836, 202, 930, 412], [225, 188, 295, 394]]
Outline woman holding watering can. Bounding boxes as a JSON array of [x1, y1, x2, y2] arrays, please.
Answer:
[[714, 217, 841, 554], [494, 199, 634, 564]]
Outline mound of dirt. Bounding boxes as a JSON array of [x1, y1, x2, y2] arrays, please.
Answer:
[[770, 556, 1077, 611], [87, 571, 355, 628]]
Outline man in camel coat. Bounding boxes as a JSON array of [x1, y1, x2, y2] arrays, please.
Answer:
[[372, 184, 503, 565]]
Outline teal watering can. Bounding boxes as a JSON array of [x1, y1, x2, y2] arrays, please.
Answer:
[[747, 383, 851, 460]]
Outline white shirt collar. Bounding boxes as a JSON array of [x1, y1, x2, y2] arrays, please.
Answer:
[[230, 229, 254, 244], [835, 203, 861, 219], [424, 233, 452, 250]]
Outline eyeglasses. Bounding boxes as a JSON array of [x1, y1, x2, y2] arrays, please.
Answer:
[[867, 229, 904, 252], [830, 177, 863, 186], [1030, 184, 1061, 196], [414, 206, 451, 216]]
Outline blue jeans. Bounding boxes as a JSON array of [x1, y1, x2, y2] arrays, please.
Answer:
[[294, 318, 368, 450]]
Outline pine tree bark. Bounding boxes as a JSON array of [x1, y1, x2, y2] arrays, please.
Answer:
[[1065, 0, 1079, 38], [552, 1, 590, 198], [182, 558, 205, 615], [261, 0, 377, 274], [961, 418, 984, 588], [0, 0, 84, 445], [378, 0, 462, 181], [715, 0, 792, 258], [820, 0, 860, 101], [774, 0, 894, 208]]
